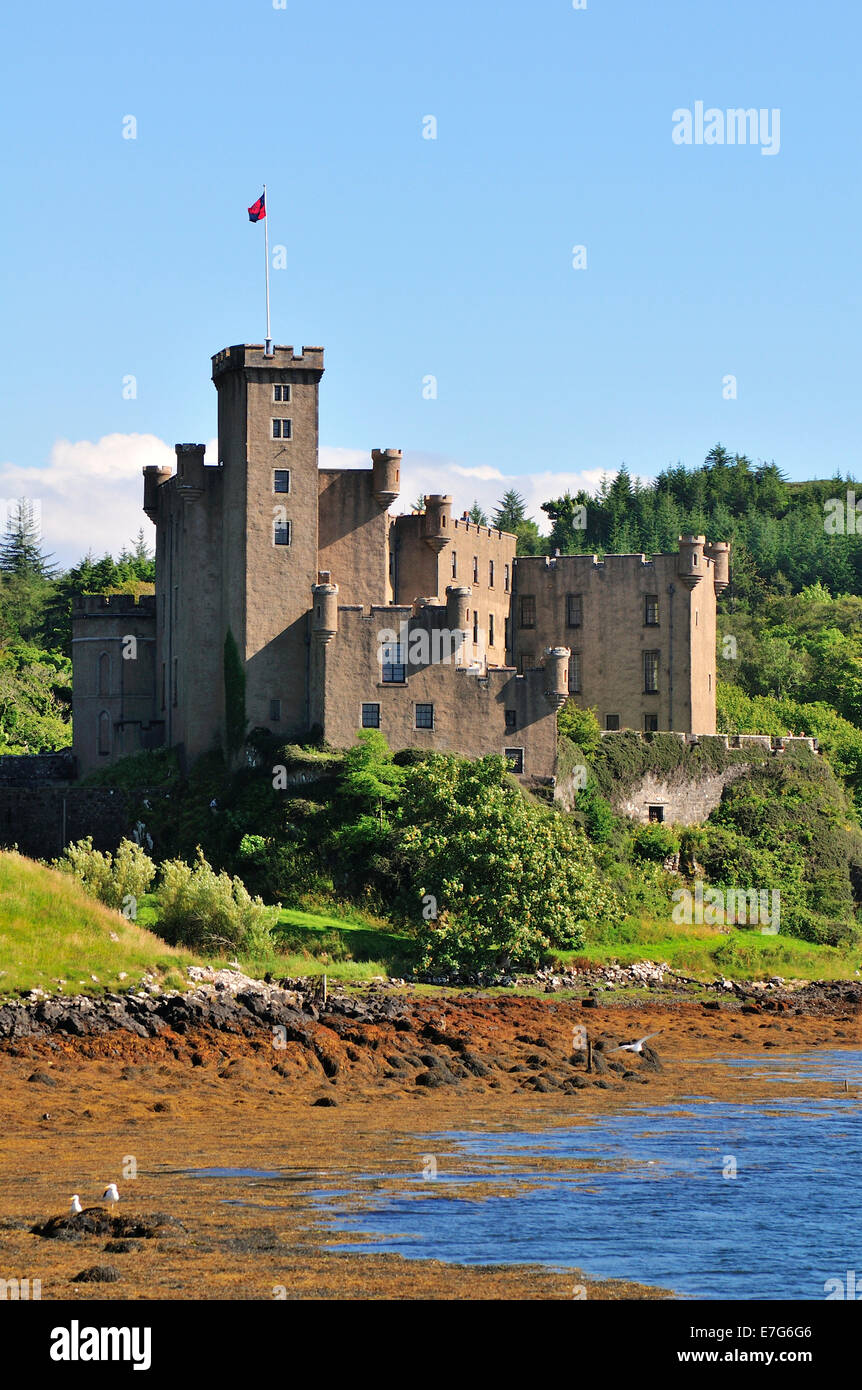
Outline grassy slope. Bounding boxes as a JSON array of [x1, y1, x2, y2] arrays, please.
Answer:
[[0, 851, 197, 997]]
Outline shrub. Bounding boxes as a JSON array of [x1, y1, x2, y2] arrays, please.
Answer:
[[56, 836, 156, 912], [154, 848, 277, 953], [632, 822, 680, 862], [401, 753, 618, 970]]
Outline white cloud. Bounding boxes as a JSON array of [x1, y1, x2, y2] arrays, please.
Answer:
[[0, 434, 217, 566]]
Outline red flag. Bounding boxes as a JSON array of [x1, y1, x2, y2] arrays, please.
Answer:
[[248, 191, 266, 222]]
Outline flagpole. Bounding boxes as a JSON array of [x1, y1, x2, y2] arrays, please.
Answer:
[[264, 183, 272, 356]]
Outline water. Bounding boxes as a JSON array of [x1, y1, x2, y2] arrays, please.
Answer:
[[317, 1050, 862, 1300]]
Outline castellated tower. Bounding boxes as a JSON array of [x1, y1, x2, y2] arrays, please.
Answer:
[[212, 344, 324, 741]]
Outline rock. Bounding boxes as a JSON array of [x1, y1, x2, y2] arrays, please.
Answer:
[[71, 1265, 119, 1283], [27, 1070, 58, 1086], [312, 1095, 337, 1107]]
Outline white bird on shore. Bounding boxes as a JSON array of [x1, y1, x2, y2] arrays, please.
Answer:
[[69, 1194, 82, 1215], [612, 1032, 661, 1055], [102, 1183, 120, 1209]]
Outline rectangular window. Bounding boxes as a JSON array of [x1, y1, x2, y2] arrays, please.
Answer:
[[415, 703, 434, 729], [161, 662, 166, 711], [504, 564, 510, 592], [605, 714, 620, 731], [473, 556, 479, 583], [489, 613, 495, 647], [644, 713, 659, 732], [489, 559, 495, 587], [271, 418, 292, 440], [473, 611, 479, 645], [274, 520, 291, 546], [648, 804, 664, 823], [270, 698, 282, 722], [566, 593, 583, 628], [505, 709, 517, 732], [644, 649, 660, 694], [451, 550, 457, 578], [381, 642, 405, 683], [504, 747, 524, 775], [568, 651, 582, 693], [362, 703, 380, 728], [273, 469, 290, 494], [519, 651, 535, 673], [172, 657, 178, 707], [644, 593, 659, 626], [519, 595, 536, 628], [273, 384, 291, 403]]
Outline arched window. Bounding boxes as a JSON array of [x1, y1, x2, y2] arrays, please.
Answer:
[[98, 652, 111, 697], [98, 711, 111, 756]]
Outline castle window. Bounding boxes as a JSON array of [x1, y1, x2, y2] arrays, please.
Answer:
[[473, 611, 479, 646], [644, 594, 659, 625], [504, 564, 510, 592], [489, 613, 495, 647], [708, 672, 712, 692], [415, 703, 434, 730], [381, 642, 405, 683], [273, 469, 290, 494], [274, 520, 291, 546], [172, 658, 178, 706], [648, 805, 664, 823], [98, 652, 111, 698], [489, 560, 495, 587], [270, 699, 282, 722], [519, 651, 535, 673], [519, 595, 536, 628], [505, 709, 517, 732], [644, 714, 659, 732], [566, 594, 582, 628], [568, 651, 582, 693], [362, 703, 380, 728], [504, 747, 524, 775], [473, 556, 479, 583], [161, 662, 166, 711], [98, 710, 111, 756], [271, 418, 292, 440], [452, 551, 457, 579], [273, 384, 291, 403], [605, 714, 620, 731], [643, 650, 660, 694]]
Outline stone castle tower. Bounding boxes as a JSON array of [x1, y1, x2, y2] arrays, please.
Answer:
[[71, 342, 730, 784]]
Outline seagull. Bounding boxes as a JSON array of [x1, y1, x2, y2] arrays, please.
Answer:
[[102, 1183, 120, 1209], [612, 1032, 661, 1055], [70, 1194, 82, 1215]]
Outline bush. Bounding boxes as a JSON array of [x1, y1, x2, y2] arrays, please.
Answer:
[[153, 849, 277, 953], [401, 753, 618, 970], [56, 836, 156, 912], [632, 822, 680, 862]]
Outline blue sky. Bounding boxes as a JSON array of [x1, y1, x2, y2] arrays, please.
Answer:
[[0, 0, 859, 563]]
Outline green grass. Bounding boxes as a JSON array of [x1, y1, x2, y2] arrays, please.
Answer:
[[562, 913, 862, 982], [0, 851, 198, 997], [134, 894, 412, 981]]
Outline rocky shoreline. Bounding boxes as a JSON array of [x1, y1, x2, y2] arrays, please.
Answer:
[[1, 964, 860, 1049]]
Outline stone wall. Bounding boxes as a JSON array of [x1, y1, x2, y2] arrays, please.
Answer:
[[0, 752, 76, 786], [0, 788, 141, 861], [614, 765, 751, 826]]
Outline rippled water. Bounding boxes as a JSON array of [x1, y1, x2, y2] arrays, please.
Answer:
[[317, 1050, 862, 1300]]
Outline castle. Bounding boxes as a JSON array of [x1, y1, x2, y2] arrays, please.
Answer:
[[71, 343, 730, 790]]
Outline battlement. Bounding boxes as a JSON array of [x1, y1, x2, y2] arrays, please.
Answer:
[[211, 343, 325, 378], [452, 517, 514, 542], [598, 730, 818, 753], [72, 593, 157, 616]]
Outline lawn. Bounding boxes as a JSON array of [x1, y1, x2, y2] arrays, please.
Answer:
[[0, 851, 198, 997]]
